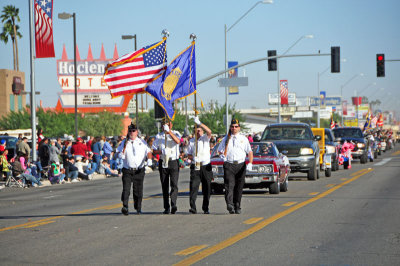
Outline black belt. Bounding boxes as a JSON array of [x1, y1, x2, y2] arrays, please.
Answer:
[[123, 167, 142, 171]]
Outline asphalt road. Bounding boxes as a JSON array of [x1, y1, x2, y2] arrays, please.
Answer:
[[1, 147, 400, 265]]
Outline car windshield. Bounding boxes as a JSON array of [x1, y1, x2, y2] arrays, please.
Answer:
[[0, 137, 18, 149], [262, 127, 312, 140], [325, 131, 333, 142], [251, 143, 277, 156], [333, 128, 363, 138]]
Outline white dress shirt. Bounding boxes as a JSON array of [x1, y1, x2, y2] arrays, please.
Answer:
[[117, 138, 150, 169], [187, 134, 211, 165], [217, 133, 251, 163], [152, 131, 181, 161]]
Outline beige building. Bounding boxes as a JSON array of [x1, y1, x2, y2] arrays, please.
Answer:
[[0, 69, 26, 118]]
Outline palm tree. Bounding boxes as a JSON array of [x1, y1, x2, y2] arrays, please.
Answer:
[[1, 5, 22, 71]]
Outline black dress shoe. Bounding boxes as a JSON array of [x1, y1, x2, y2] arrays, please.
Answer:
[[163, 209, 170, 214], [189, 208, 197, 214], [137, 210, 142, 215], [235, 209, 241, 214], [171, 206, 177, 214], [203, 210, 210, 214], [227, 205, 235, 214], [121, 207, 129, 216]]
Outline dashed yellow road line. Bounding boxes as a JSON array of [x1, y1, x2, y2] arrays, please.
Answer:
[[174, 168, 374, 266], [175, 245, 208, 256], [0, 189, 190, 232], [351, 169, 368, 176], [243, 217, 264, 225], [391, 150, 400, 156], [282, 201, 298, 207], [340, 178, 348, 181], [309, 192, 319, 196], [325, 184, 336, 188]]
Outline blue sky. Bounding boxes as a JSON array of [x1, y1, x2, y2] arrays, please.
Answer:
[[1, 0, 399, 115]]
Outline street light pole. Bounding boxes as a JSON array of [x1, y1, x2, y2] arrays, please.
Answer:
[[224, 0, 273, 132], [340, 73, 363, 126], [277, 35, 313, 123], [121, 34, 138, 128], [58, 12, 78, 139]]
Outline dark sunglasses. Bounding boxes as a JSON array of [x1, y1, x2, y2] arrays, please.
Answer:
[[129, 129, 137, 132], [230, 125, 240, 128]]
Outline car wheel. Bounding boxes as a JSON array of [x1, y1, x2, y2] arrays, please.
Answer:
[[360, 154, 367, 164], [280, 177, 288, 192], [307, 163, 317, 181], [325, 168, 332, 177], [269, 181, 280, 194], [212, 185, 224, 194]]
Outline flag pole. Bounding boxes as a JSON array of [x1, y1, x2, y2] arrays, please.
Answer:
[[29, 0, 37, 162], [190, 33, 198, 159], [161, 29, 170, 148]]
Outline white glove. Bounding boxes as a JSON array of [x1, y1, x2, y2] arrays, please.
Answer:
[[246, 163, 253, 172], [219, 154, 226, 161], [147, 159, 152, 167], [193, 156, 199, 163], [194, 116, 201, 126], [163, 124, 170, 132]]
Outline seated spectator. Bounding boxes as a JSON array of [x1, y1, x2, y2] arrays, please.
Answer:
[[84, 152, 97, 176], [110, 151, 123, 173], [74, 156, 91, 180], [71, 137, 87, 159], [11, 153, 42, 187], [102, 138, 113, 161], [99, 156, 119, 177], [64, 156, 79, 182], [0, 149, 11, 181], [48, 162, 66, 184]]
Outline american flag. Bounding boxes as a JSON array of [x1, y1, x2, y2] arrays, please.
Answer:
[[104, 39, 167, 98], [280, 80, 288, 105], [371, 115, 378, 128], [330, 114, 336, 129], [34, 0, 55, 58]]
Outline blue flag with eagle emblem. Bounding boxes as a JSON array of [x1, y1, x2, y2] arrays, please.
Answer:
[[145, 42, 196, 120]]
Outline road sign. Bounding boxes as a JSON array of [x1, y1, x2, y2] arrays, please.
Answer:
[[218, 77, 248, 87]]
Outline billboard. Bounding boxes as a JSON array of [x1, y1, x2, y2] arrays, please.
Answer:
[[310, 96, 341, 106], [268, 93, 296, 105], [55, 44, 133, 113]]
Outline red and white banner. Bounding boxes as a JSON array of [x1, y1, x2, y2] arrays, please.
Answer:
[[34, 0, 55, 58], [280, 80, 288, 105], [342, 100, 348, 116]]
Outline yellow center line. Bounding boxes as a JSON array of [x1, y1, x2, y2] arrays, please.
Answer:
[[340, 178, 348, 181], [325, 184, 336, 188], [243, 217, 264, 225], [282, 201, 298, 207], [22, 220, 55, 229], [309, 192, 319, 196], [350, 169, 368, 176], [174, 168, 374, 266], [175, 245, 208, 256], [391, 150, 400, 156], [0, 189, 190, 232]]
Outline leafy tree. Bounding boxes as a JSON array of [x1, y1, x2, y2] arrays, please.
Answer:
[[1, 5, 22, 70]]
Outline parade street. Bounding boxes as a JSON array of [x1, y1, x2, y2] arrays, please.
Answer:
[[0, 148, 399, 265]]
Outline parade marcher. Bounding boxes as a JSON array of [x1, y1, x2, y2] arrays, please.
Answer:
[[116, 123, 152, 215], [187, 116, 213, 214], [217, 118, 253, 214], [153, 120, 181, 214]]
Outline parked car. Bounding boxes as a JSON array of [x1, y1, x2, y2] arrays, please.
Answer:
[[332, 127, 368, 164], [0, 135, 18, 159], [261, 123, 321, 180], [324, 128, 341, 172], [210, 142, 290, 194]]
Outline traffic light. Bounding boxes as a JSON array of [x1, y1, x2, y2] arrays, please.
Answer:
[[268, 50, 277, 71], [377, 54, 385, 77], [331, 46, 340, 73]]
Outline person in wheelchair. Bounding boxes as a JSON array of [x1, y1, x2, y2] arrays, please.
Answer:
[[11, 152, 42, 187]]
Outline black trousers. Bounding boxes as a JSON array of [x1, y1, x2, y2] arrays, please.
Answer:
[[159, 159, 180, 210], [189, 163, 212, 212], [121, 167, 145, 211], [223, 162, 246, 210]]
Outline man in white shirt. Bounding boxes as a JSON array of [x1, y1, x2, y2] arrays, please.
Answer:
[[217, 119, 253, 214], [187, 116, 212, 214], [152, 120, 181, 214], [117, 123, 152, 215]]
